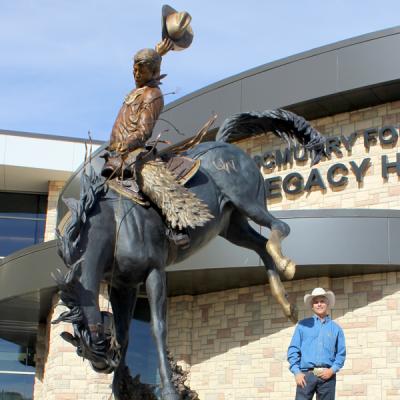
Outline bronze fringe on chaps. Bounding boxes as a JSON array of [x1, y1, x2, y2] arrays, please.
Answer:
[[140, 160, 213, 230]]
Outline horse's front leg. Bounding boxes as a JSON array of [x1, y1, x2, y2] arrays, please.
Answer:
[[146, 268, 179, 400], [109, 285, 138, 400], [68, 224, 114, 371]]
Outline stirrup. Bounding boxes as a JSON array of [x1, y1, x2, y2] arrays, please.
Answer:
[[167, 228, 190, 249]]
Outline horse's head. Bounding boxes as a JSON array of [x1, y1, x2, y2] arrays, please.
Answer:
[[52, 262, 121, 374], [53, 165, 121, 372], [60, 311, 120, 373]]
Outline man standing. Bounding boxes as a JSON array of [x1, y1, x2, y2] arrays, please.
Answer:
[[287, 287, 346, 400]]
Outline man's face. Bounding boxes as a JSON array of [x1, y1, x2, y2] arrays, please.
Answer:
[[312, 296, 329, 318], [133, 62, 153, 87]]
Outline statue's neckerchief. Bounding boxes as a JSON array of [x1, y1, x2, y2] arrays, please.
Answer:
[[124, 74, 166, 105], [147, 73, 167, 87]]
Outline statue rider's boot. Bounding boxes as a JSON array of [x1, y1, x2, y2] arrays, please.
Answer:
[[120, 178, 147, 203], [167, 227, 190, 249], [123, 162, 147, 202], [101, 152, 123, 179]]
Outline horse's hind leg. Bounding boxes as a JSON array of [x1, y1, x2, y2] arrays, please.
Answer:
[[146, 268, 179, 400], [220, 211, 298, 323], [234, 197, 295, 280]]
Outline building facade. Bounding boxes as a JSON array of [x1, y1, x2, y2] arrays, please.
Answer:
[[1, 27, 400, 399]]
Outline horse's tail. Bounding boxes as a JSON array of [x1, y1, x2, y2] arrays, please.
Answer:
[[215, 109, 326, 165], [56, 165, 105, 267]]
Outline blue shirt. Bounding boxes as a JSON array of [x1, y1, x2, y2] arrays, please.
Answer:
[[287, 315, 346, 375]]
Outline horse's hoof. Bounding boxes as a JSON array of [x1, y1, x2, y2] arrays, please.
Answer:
[[275, 257, 296, 280], [283, 259, 296, 280]]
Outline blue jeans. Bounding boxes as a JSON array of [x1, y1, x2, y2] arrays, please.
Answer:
[[295, 371, 336, 400]]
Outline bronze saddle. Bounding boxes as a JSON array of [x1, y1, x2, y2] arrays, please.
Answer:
[[102, 115, 216, 232]]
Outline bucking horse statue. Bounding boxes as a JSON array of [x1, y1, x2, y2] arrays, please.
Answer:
[[53, 109, 325, 399]]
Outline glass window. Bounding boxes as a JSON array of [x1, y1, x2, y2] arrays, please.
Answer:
[[0, 192, 47, 257], [0, 373, 34, 400], [0, 340, 35, 374], [0, 219, 45, 256], [126, 298, 159, 386], [0, 339, 34, 400]]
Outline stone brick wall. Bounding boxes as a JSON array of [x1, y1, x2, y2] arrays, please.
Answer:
[[44, 180, 66, 241], [168, 273, 400, 400], [35, 273, 400, 399], [236, 101, 400, 211]]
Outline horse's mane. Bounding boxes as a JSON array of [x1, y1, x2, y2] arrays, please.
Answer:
[[57, 166, 106, 267], [52, 166, 106, 327]]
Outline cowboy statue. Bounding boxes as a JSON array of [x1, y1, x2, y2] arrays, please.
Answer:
[[101, 5, 213, 246]]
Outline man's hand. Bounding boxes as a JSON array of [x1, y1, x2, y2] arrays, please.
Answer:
[[155, 38, 174, 56], [295, 373, 306, 388], [319, 368, 334, 380]]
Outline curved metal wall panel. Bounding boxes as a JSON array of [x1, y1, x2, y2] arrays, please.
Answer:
[[273, 210, 400, 266], [241, 51, 339, 111], [155, 27, 400, 139], [4, 209, 400, 300], [337, 34, 400, 92], [168, 210, 400, 272], [0, 241, 63, 302]]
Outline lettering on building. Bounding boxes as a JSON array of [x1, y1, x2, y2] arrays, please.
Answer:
[[252, 125, 400, 199]]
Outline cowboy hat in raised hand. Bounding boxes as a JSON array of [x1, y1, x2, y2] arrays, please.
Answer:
[[162, 4, 193, 51]]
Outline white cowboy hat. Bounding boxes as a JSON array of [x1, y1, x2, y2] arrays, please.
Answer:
[[304, 287, 335, 309], [162, 4, 193, 51]]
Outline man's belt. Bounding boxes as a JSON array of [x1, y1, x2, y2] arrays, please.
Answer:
[[306, 367, 328, 376]]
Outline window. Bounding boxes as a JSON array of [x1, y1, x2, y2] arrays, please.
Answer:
[[0, 339, 35, 400], [0, 193, 47, 257]]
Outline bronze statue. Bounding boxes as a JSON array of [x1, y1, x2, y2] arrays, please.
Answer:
[[105, 5, 193, 167], [101, 6, 210, 246], [53, 5, 326, 400], [103, 48, 165, 172]]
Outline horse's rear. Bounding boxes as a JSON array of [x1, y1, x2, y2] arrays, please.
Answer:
[[185, 142, 294, 278]]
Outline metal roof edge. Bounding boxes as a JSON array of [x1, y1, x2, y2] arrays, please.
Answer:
[[0, 129, 104, 145], [163, 25, 400, 113]]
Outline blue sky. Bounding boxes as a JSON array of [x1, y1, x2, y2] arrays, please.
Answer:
[[1, 0, 400, 141]]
